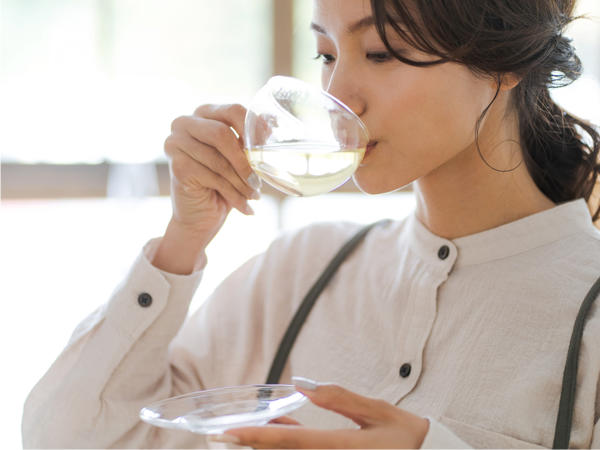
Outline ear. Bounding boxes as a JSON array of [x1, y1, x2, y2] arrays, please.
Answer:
[[498, 73, 521, 91]]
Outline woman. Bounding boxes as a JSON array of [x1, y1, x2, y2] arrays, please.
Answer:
[[23, 0, 599, 448]]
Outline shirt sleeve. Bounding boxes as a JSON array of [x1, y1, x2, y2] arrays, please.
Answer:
[[419, 416, 552, 449], [421, 416, 472, 449], [21, 238, 208, 449]]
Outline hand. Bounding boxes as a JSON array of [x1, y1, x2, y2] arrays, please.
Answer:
[[164, 103, 261, 243], [152, 104, 262, 274], [211, 377, 430, 449]]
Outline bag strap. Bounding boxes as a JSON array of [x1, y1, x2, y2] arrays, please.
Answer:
[[553, 274, 600, 449], [265, 219, 391, 384]]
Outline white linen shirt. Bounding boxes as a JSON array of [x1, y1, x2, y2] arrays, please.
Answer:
[[23, 198, 600, 449]]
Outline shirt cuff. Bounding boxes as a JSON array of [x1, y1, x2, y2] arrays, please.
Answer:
[[102, 237, 204, 343], [421, 416, 472, 449], [143, 237, 207, 279]]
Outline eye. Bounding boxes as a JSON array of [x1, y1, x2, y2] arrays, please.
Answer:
[[313, 53, 336, 65], [366, 51, 393, 63]]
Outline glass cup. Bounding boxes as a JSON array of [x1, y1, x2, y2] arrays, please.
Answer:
[[244, 76, 370, 197]]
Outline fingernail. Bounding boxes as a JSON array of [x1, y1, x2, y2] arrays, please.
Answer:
[[208, 434, 241, 444], [292, 376, 318, 391], [229, 126, 240, 140], [247, 172, 262, 191], [250, 189, 261, 200], [244, 203, 255, 215]]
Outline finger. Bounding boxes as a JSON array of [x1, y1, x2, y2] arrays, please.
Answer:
[[172, 115, 261, 193], [291, 377, 396, 428], [168, 146, 254, 215], [247, 111, 279, 145], [220, 426, 362, 449], [268, 415, 302, 426], [173, 132, 259, 201], [194, 103, 247, 143]]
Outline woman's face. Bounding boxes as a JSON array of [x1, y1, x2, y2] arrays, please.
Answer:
[[312, 0, 503, 194]]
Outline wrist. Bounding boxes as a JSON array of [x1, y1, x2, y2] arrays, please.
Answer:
[[167, 216, 217, 247], [151, 218, 212, 275], [413, 416, 430, 449]]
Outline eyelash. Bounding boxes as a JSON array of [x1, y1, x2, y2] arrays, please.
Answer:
[[313, 52, 394, 65], [367, 52, 394, 63], [313, 53, 335, 64]]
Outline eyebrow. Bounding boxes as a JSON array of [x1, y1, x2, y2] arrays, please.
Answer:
[[310, 16, 376, 35]]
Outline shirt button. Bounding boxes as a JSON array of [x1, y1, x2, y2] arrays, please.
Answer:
[[438, 245, 450, 260], [137, 292, 153, 307], [399, 363, 412, 378]]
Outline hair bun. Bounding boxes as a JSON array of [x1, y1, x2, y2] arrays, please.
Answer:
[[547, 34, 581, 88]]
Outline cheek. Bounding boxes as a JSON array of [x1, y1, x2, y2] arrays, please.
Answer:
[[354, 67, 493, 193], [379, 67, 491, 163], [321, 69, 330, 91]]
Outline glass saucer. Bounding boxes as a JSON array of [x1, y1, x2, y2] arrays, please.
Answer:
[[139, 384, 308, 435]]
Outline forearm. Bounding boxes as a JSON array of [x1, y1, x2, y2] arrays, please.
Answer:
[[152, 217, 211, 275]]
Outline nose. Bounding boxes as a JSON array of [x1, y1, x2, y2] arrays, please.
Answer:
[[324, 63, 366, 118]]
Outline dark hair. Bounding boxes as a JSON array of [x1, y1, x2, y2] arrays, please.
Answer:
[[371, 0, 600, 222]]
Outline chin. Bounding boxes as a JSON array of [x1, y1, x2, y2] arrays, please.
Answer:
[[352, 172, 411, 195]]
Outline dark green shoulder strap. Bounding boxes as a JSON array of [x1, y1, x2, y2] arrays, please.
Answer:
[[553, 274, 600, 449], [265, 219, 391, 385]]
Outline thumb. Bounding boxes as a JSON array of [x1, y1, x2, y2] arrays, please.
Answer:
[[291, 376, 396, 428]]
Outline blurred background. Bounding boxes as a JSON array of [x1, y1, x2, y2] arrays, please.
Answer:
[[1, 0, 598, 447]]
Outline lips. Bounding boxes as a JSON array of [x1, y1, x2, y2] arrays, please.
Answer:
[[365, 141, 378, 154]]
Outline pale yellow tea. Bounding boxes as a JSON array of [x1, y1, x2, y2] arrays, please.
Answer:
[[247, 142, 365, 196]]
